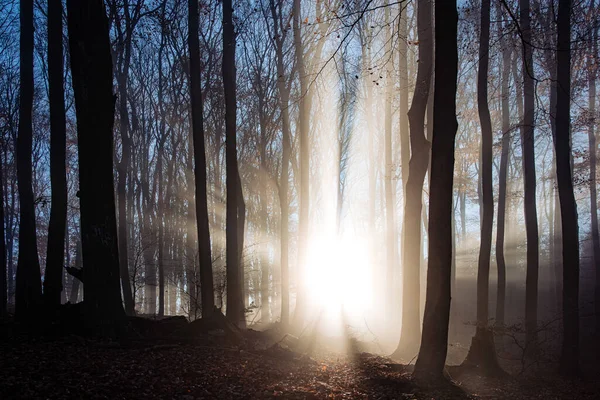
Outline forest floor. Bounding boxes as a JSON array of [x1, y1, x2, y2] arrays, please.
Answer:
[[1, 320, 599, 399]]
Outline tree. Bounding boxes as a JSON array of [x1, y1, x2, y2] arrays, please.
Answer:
[[44, 0, 68, 309], [292, 0, 310, 328], [555, 0, 579, 376], [520, 0, 540, 349], [495, 3, 512, 330], [223, 0, 245, 326], [0, 146, 5, 317], [15, 0, 42, 322], [394, 0, 433, 360], [586, 0, 600, 344], [189, 0, 215, 317], [268, 0, 292, 326], [413, 0, 458, 381], [67, 0, 125, 331], [463, 0, 503, 375]]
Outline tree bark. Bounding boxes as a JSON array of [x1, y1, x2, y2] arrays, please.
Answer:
[[413, 0, 458, 380], [395, 0, 433, 360], [15, 0, 42, 322], [555, 0, 580, 377], [292, 0, 310, 328], [189, 0, 215, 318], [520, 0, 540, 349], [67, 0, 125, 332], [587, 0, 600, 344], [223, 0, 244, 326], [44, 0, 68, 309], [495, 8, 511, 329]]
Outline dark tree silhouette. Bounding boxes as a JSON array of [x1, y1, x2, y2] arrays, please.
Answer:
[[189, 0, 215, 317], [394, 0, 432, 360], [67, 0, 125, 331], [15, 0, 42, 322], [0, 148, 6, 318], [555, 0, 580, 377], [464, 0, 503, 375], [413, 0, 458, 381], [520, 0, 540, 348], [223, 0, 245, 326], [44, 0, 68, 309]]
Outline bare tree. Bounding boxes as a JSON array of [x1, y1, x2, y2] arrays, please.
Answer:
[[413, 0, 458, 381]]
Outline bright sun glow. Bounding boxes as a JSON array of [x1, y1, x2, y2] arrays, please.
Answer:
[[304, 232, 373, 332]]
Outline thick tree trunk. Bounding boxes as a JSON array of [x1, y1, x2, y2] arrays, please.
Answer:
[[413, 0, 458, 380], [67, 0, 125, 332], [44, 0, 68, 309], [189, 0, 215, 318], [555, 0, 580, 377], [395, 0, 433, 360], [223, 0, 244, 326], [15, 0, 42, 322], [520, 0, 540, 349]]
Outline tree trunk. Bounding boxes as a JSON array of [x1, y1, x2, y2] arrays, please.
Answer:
[[223, 0, 244, 326], [67, 0, 125, 332], [269, 0, 291, 326], [0, 148, 6, 317], [69, 240, 82, 304], [292, 0, 310, 328], [44, 0, 68, 309], [189, 0, 215, 318], [413, 0, 458, 380], [464, 0, 502, 375], [384, 1, 396, 326], [555, 0, 580, 377], [520, 0, 540, 349], [495, 11, 511, 330], [395, 0, 433, 360], [15, 0, 42, 322], [587, 0, 600, 344]]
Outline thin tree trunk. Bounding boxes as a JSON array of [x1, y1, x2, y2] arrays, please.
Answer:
[[413, 0, 458, 380], [395, 0, 433, 360], [464, 0, 502, 374], [587, 0, 600, 343], [292, 0, 310, 328], [556, 0, 579, 376], [15, 0, 42, 322], [0, 148, 6, 317], [44, 0, 68, 309], [189, 0, 215, 318], [495, 12, 511, 329], [520, 0, 540, 348]]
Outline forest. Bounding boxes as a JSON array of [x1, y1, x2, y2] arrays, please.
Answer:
[[1, 0, 600, 398]]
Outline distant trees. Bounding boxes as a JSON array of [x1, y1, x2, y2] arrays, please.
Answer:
[[67, 0, 125, 330], [414, 0, 458, 381], [15, 0, 42, 322]]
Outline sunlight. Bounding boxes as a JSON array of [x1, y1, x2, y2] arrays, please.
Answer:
[[304, 231, 373, 330]]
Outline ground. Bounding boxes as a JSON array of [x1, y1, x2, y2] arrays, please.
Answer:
[[1, 328, 599, 400]]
